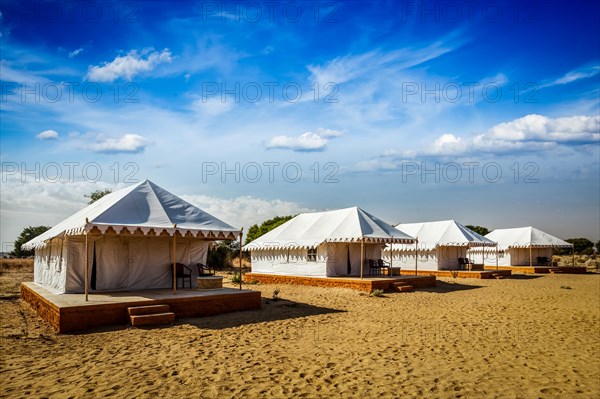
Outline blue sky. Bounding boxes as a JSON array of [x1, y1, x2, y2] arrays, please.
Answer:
[[1, 0, 599, 248]]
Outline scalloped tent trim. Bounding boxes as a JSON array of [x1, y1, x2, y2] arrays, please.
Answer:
[[23, 180, 240, 250]]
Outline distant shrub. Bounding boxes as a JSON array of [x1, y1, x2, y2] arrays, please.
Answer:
[[370, 289, 385, 297], [208, 241, 238, 270], [272, 288, 280, 301], [231, 273, 241, 284]]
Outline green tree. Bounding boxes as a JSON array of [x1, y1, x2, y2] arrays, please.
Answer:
[[465, 225, 490, 236], [12, 225, 51, 257], [85, 189, 112, 204], [555, 238, 594, 255], [566, 238, 594, 254], [244, 215, 294, 245], [206, 240, 243, 269], [207, 241, 233, 269]]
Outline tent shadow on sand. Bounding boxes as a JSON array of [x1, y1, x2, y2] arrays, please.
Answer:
[[504, 274, 544, 280], [420, 281, 485, 293], [180, 298, 345, 330], [61, 299, 343, 335]]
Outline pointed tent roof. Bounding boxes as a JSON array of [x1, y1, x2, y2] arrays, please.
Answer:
[[391, 220, 497, 250], [485, 227, 572, 250], [23, 180, 240, 249], [243, 207, 416, 250]]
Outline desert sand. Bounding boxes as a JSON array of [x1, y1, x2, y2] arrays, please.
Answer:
[[1, 265, 599, 398]]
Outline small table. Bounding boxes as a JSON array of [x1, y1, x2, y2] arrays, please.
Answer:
[[197, 276, 223, 290]]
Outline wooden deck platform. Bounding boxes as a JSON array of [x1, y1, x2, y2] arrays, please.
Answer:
[[20, 282, 261, 333], [244, 273, 436, 292], [399, 269, 512, 279], [483, 266, 587, 274]]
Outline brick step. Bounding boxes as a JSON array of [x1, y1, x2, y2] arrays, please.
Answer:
[[130, 312, 175, 327], [549, 268, 563, 274], [392, 282, 413, 292], [127, 304, 170, 316]]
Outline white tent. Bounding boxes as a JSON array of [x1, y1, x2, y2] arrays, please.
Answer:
[[243, 207, 415, 278], [23, 180, 240, 294], [470, 226, 572, 266], [383, 220, 497, 270]]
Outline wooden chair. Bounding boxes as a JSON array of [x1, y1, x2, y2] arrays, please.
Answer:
[[368, 259, 380, 276], [377, 259, 391, 276], [465, 258, 484, 271], [537, 256, 550, 266], [196, 263, 214, 276], [170, 263, 192, 289]]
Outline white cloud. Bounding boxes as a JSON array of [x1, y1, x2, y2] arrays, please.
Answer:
[[0, 177, 124, 244], [68, 48, 84, 58], [381, 149, 405, 157], [426, 133, 463, 155], [543, 65, 600, 87], [90, 133, 150, 153], [265, 128, 343, 152], [36, 129, 59, 140], [190, 97, 233, 117], [353, 159, 398, 172], [86, 48, 173, 82], [0, 173, 315, 244], [424, 114, 600, 157], [487, 114, 600, 143], [316, 128, 344, 138], [307, 42, 453, 85], [179, 195, 315, 237]]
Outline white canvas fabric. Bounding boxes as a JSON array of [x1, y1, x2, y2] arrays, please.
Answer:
[[383, 220, 496, 270], [244, 207, 415, 277], [250, 242, 384, 277], [392, 220, 496, 250], [24, 180, 240, 250], [484, 226, 572, 249], [26, 180, 237, 293], [469, 226, 571, 266], [243, 206, 415, 251]]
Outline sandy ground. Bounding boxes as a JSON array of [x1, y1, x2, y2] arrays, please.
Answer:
[[1, 267, 599, 398]]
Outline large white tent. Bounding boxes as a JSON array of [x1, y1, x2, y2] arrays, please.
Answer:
[[23, 180, 240, 295], [383, 220, 497, 270], [243, 207, 415, 278], [470, 226, 573, 266]]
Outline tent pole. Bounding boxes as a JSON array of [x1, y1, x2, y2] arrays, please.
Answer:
[[414, 239, 418, 276], [390, 242, 393, 277], [481, 245, 484, 267], [84, 232, 89, 302], [360, 238, 364, 279], [239, 228, 243, 290], [172, 228, 177, 295], [495, 244, 499, 270], [529, 245, 532, 267]]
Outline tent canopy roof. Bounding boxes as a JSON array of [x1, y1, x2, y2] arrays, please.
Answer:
[[243, 206, 416, 250], [388, 220, 497, 251], [24, 180, 240, 249], [485, 226, 572, 250]]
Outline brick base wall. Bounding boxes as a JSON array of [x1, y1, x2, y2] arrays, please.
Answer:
[[244, 273, 436, 292]]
